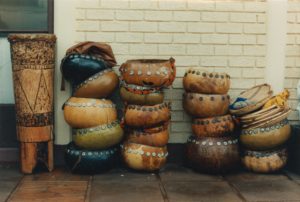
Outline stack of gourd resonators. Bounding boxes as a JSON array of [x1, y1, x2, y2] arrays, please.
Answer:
[[61, 42, 123, 174], [183, 69, 240, 173], [230, 84, 291, 173], [119, 58, 176, 171]]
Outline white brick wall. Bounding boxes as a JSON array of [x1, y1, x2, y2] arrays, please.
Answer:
[[284, 1, 300, 125], [75, 0, 268, 143]]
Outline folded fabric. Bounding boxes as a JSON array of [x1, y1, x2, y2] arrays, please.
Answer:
[[230, 97, 255, 110]]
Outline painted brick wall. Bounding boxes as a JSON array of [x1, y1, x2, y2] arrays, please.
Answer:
[[285, 0, 300, 125], [75, 0, 267, 143]]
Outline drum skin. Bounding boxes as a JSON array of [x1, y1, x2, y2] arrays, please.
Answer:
[[65, 142, 119, 174], [73, 69, 119, 99], [72, 120, 124, 150], [61, 53, 109, 86], [183, 93, 230, 118], [241, 148, 288, 173], [63, 97, 117, 128], [183, 70, 230, 94], [120, 86, 164, 105], [119, 59, 176, 87], [186, 136, 240, 173], [192, 115, 234, 138], [126, 125, 169, 147], [240, 119, 291, 150], [121, 142, 167, 171], [124, 102, 170, 128]]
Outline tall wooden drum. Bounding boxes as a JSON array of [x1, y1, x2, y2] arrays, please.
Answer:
[[8, 34, 56, 174]]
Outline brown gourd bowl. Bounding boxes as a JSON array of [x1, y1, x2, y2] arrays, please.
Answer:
[[121, 142, 168, 171], [124, 102, 170, 128], [126, 123, 169, 147], [240, 119, 291, 150], [119, 58, 176, 87], [183, 93, 230, 118], [120, 86, 164, 106], [186, 136, 240, 173], [63, 97, 117, 128], [241, 147, 288, 173], [192, 114, 234, 138], [183, 69, 230, 94], [73, 69, 119, 99]]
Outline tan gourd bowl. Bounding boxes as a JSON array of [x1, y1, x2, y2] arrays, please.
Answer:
[[121, 142, 168, 171], [241, 148, 288, 173], [126, 124, 169, 147], [124, 102, 170, 128], [192, 114, 234, 137], [240, 119, 291, 150], [119, 58, 176, 88], [72, 120, 124, 150], [120, 86, 164, 106], [63, 97, 117, 128], [73, 69, 119, 99], [183, 93, 230, 118], [183, 69, 230, 94]]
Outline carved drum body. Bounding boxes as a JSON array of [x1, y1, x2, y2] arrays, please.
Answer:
[[8, 34, 56, 174]]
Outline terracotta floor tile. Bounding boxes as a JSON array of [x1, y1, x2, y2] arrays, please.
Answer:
[[160, 164, 223, 182], [90, 180, 164, 202], [163, 181, 243, 202], [231, 179, 300, 202]]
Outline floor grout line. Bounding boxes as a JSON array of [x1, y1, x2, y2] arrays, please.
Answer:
[[5, 175, 25, 202], [84, 175, 93, 202], [222, 175, 248, 202], [156, 173, 169, 202], [282, 170, 300, 187]]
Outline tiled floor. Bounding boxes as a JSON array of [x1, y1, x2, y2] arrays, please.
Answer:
[[1, 164, 300, 202]]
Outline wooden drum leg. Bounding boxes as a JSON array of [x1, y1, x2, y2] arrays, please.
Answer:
[[20, 142, 37, 174], [47, 140, 54, 172]]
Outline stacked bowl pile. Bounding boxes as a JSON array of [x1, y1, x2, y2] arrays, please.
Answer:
[[61, 42, 123, 174], [230, 84, 291, 173], [183, 68, 240, 173], [119, 58, 176, 171]]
